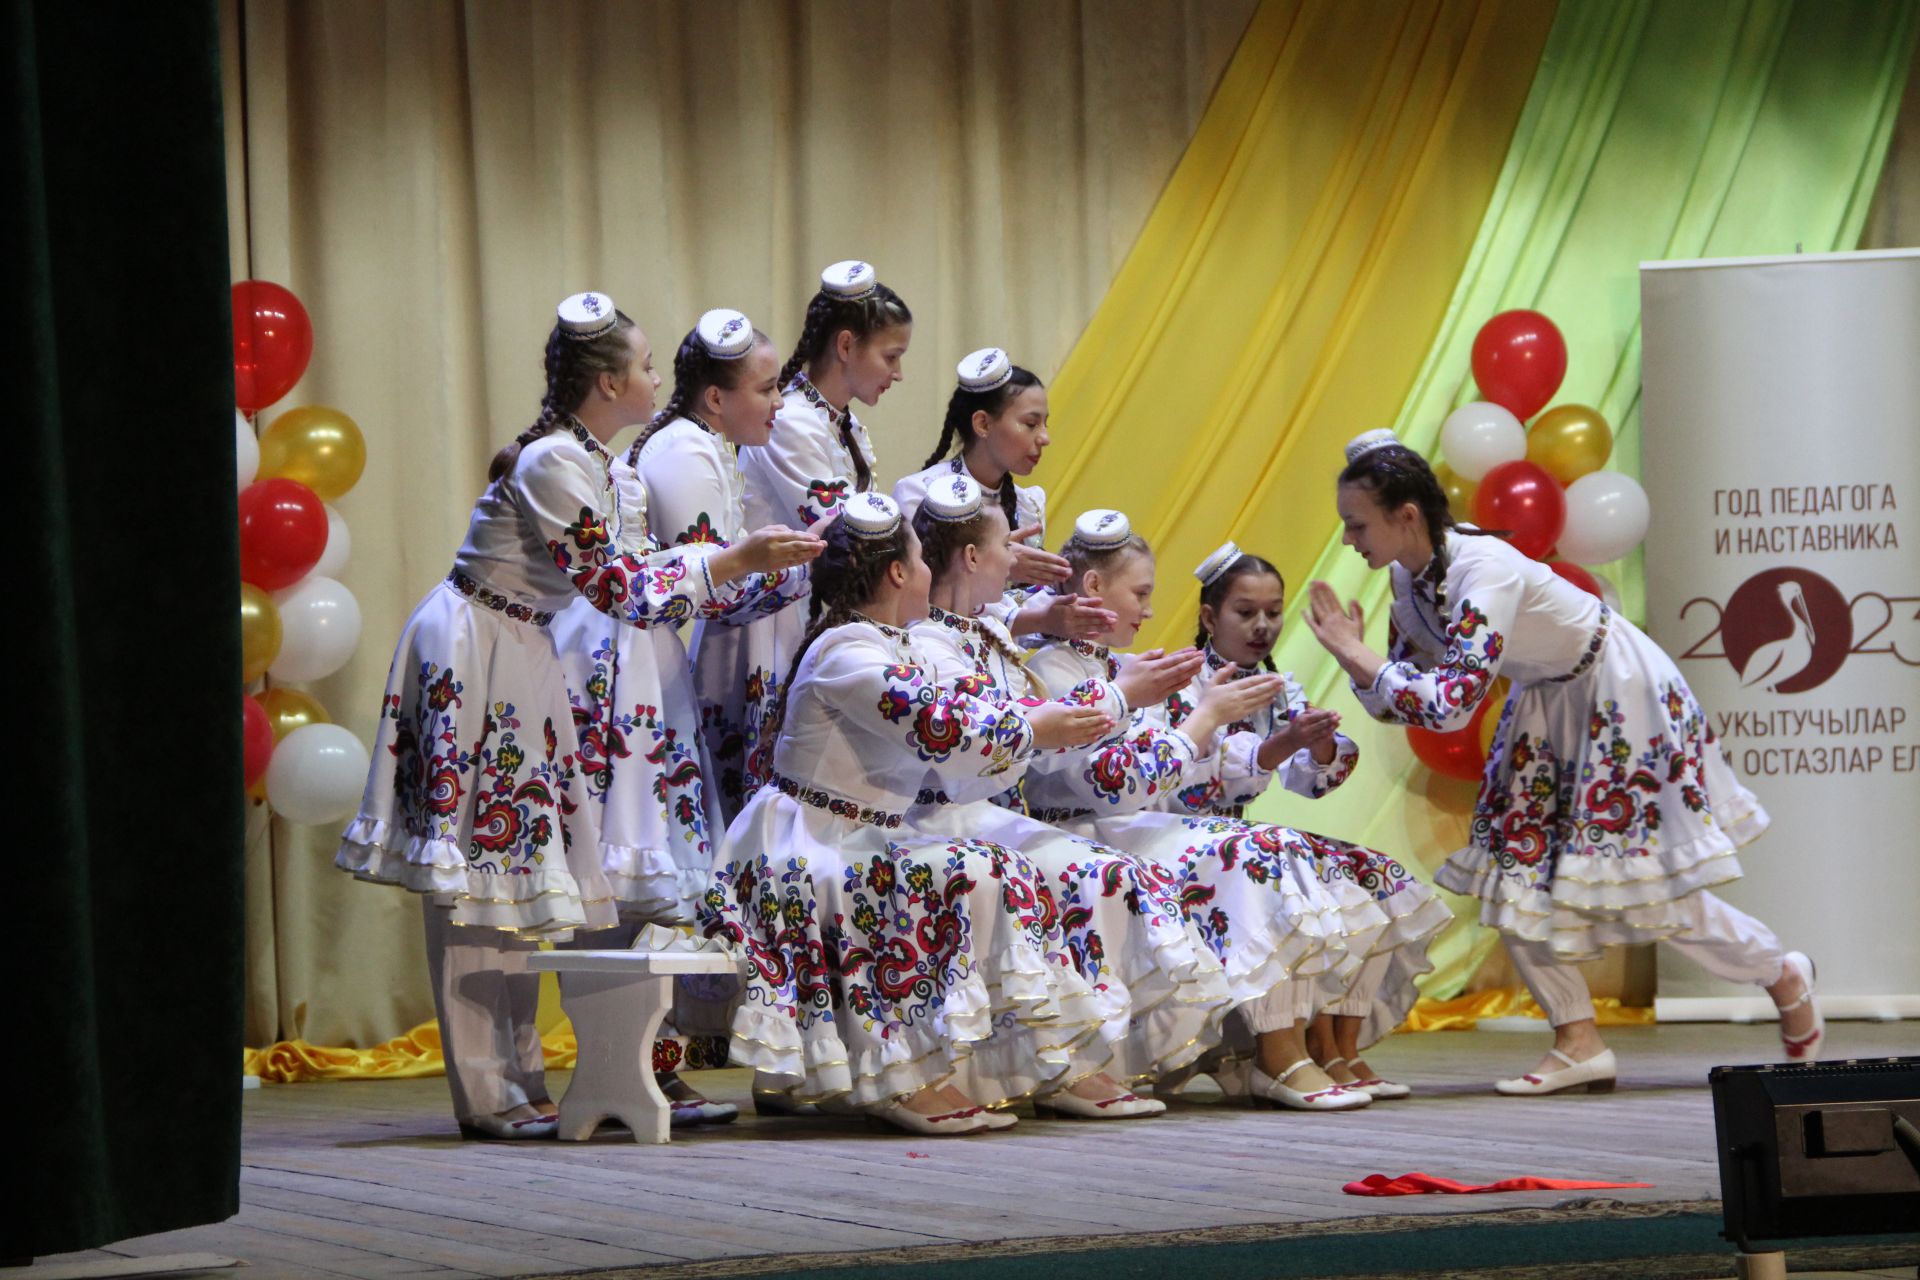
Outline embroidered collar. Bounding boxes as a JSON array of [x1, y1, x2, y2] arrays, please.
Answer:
[[1067, 638, 1109, 663], [851, 612, 910, 641], [790, 372, 852, 429], [927, 605, 978, 633], [1201, 643, 1261, 679], [565, 418, 612, 461]]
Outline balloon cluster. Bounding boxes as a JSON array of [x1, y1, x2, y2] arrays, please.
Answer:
[[234, 281, 371, 824], [1413, 310, 1650, 780]]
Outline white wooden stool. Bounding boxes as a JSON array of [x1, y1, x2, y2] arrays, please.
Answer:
[[527, 949, 742, 1144]]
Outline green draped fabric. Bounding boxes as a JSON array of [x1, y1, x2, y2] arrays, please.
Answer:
[[1252, 0, 1917, 1000], [11, 0, 243, 1255]]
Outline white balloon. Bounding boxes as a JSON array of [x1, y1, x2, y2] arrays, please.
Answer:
[[266, 723, 370, 825], [1439, 401, 1527, 481], [268, 575, 363, 682], [312, 504, 353, 579], [1559, 471, 1650, 565], [236, 408, 259, 491]]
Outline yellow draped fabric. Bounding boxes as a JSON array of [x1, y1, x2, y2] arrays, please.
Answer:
[[242, 988, 1650, 1081], [1040, 0, 1560, 645]]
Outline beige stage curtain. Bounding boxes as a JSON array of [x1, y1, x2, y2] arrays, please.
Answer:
[[226, 0, 1259, 1048]]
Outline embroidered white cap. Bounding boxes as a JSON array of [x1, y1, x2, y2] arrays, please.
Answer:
[[821, 260, 878, 300], [697, 308, 755, 359], [843, 491, 903, 539], [1344, 428, 1402, 464], [1194, 540, 1244, 587], [957, 347, 1013, 393], [557, 291, 619, 339], [922, 474, 986, 523], [1073, 508, 1132, 549]]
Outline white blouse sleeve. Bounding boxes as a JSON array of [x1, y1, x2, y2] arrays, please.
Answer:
[[1354, 548, 1521, 732], [518, 443, 728, 626], [809, 633, 1037, 782]]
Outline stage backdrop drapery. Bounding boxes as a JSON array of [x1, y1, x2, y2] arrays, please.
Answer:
[[14, 0, 244, 1255], [225, 0, 1263, 1050], [1243, 0, 1916, 1001]]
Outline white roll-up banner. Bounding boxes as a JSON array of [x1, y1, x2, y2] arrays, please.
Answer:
[[1640, 249, 1919, 1020]]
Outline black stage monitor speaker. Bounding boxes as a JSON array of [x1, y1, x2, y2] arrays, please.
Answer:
[[1710, 1056, 1920, 1249]]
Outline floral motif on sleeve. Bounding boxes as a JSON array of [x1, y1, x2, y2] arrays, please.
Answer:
[[1356, 551, 1522, 733], [801, 478, 850, 523], [675, 512, 723, 546]]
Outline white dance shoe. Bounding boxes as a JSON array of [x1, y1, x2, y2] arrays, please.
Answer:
[[458, 1110, 558, 1140], [1494, 1047, 1617, 1096], [863, 1100, 995, 1136], [668, 1098, 740, 1126], [1776, 951, 1824, 1062], [1325, 1057, 1412, 1100], [1034, 1089, 1167, 1120], [1250, 1058, 1372, 1111]]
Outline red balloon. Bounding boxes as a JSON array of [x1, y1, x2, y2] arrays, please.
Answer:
[[1407, 721, 1486, 782], [1547, 560, 1604, 599], [238, 479, 328, 590], [1473, 460, 1567, 560], [1471, 310, 1567, 420], [232, 280, 314, 413], [243, 695, 274, 787]]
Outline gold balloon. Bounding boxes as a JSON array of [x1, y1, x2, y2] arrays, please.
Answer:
[[1525, 404, 1612, 485], [258, 404, 367, 501], [240, 584, 283, 683], [258, 687, 331, 743], [1435, 461, 1477, 520]]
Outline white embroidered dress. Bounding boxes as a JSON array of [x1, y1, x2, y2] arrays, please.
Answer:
[[1358, 531, 1767, 961], [1019, 640, 1375, 1004], [548, 437, 802, 924], [338, 424, 735, 937], [908, 608, 1233, 1080], [1162, 646, 1452, 1042], [697, 379, 876, 819], [700, 620, 1108, 1107]]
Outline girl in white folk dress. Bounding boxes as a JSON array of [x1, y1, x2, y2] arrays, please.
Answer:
[[700, 493, 1133, 1136], [1020, 511, 1390, 1112], [338, 293, 815, 1140], [1176, 542, 1452, 1099], [550, 308, 822, 1127], [1304, 430, 1820, 1095], [697, 261, 911, 824], [905, 475, 1234, 1103], [892, 347, 1112, 644]]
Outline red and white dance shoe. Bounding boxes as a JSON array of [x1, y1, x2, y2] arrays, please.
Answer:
[[864, 1099, 997, 1136], [1494, 1047, 1617, 1096], [1775, 951, 1824, 1062], [1325, 1057, 1412, 1100], [458, 1109, 559, 1140], [660, 1074, 739, 1126], [1034, 1089, 1167, 1119], [1251, 1058, 1372, 1111]]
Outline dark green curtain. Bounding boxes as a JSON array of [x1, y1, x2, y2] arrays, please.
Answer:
[[9, 0, 243, 1257]]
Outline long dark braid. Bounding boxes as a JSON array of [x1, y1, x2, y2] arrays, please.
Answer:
[[1194, 553, 1283, 672], [756, 515, 911, 752], [627, 325, 772, 465], [1338, 442, 1499, 585], [779, 283, 911, 495], [924, 365, 1042, 528], [489, 310, 637, 482]]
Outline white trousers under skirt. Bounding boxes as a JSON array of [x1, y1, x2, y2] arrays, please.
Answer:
[[1509, 890, 1784, 1026], [422, 903, 545, 1122]]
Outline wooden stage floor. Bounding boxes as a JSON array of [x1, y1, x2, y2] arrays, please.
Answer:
[[31, 1022, 1919, 1280]]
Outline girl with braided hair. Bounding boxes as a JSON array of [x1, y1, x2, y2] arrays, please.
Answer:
[[1306, 429, 1816, 1095], [339, 293, 817, 1141], [700, 493, 1130, 1135], [904, 476, 1233, 1106], [1170, 542, 1451, 1100], [699, 261, 912, 822], [894, 347, 1116, 644], [1019, 510, 1409, 1112]]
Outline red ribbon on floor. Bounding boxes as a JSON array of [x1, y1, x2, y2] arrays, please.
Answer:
[[1344, 1172, 1654, 1196]]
